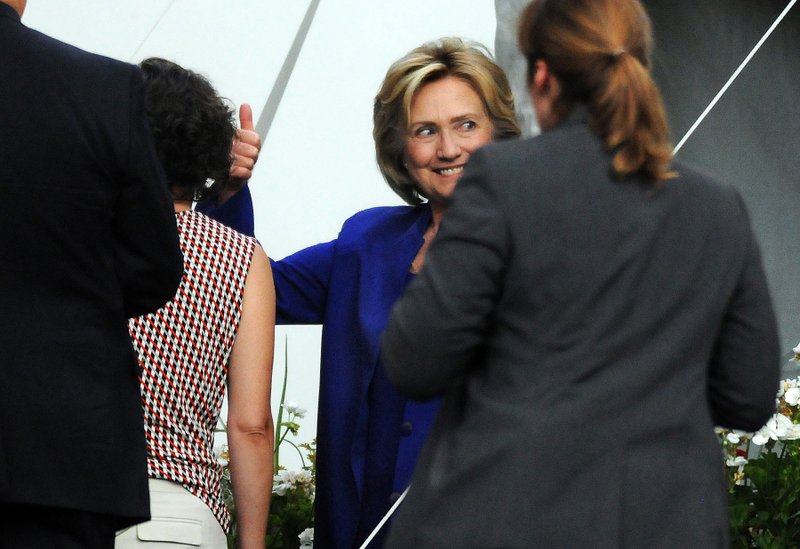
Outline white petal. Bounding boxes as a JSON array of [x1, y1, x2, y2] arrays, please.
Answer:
[[726, 456, 748, 467], [752, 431, 770, 446]]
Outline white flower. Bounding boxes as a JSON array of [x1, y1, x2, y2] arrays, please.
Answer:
[[726, 455, 748, 467], [751, 413, 800, 444], [779, 377, 800, 397], [282, 401, 307, 418], [725, 432, 741, 444], [785, 387, 800, 406], [214, 444, 230, 466], [752, 428, 770, 446], [273, 469, 294, 496], [299, 527, 314, 548], [783, 422, 800, 440], [273, 469, 314, 496], [793, 342, 800, 362]]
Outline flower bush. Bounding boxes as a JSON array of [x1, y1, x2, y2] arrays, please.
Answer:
[[218, 341, 316, 548], [718, 342, 800, 547], [265, 400, 315, 549]]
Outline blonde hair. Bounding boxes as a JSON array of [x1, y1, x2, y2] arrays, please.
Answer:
[[519, 0, 674, 181], [374, 37, 520, 205]]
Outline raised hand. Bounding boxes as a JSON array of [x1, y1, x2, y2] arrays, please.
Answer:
[[230, 103, 262, 180]]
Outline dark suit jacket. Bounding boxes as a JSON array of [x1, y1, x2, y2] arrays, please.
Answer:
[[382, 108, 780, 548], [0, 4, 182, 527]]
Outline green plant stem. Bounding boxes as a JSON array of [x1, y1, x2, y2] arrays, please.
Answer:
[[276, 420, 292, 451], [283, 439, 308, 469], [274, 335, 289, 473]]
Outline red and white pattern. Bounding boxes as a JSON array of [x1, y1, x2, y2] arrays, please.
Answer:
[[129, 210, 256, 532]]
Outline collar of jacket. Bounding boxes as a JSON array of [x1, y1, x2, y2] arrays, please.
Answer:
[[0, 2, 21, 21], [561, 102, 590, 127]]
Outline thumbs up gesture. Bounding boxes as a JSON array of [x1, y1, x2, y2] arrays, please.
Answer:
[[230, 103, 262, 181]]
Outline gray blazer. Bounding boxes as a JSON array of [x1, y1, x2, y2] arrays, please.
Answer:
[[381, 109, 780, 548]]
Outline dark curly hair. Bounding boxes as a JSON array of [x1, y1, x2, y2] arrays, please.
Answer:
[[139, 57, 236, 202]]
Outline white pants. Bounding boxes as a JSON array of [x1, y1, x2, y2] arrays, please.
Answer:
[[115, 478, 227, 548]]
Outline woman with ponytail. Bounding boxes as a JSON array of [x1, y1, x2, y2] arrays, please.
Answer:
[[381, 1, 780, 547]]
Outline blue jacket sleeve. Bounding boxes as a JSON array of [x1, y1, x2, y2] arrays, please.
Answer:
[[195, 184, 255, 237], [272, 240, 336, 324]]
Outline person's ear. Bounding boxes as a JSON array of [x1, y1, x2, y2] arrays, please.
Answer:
[[529, 59, 562, 130], [531, 59, 550, 96]]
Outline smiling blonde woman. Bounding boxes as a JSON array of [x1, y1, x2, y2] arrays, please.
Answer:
[[270, 37, 519, 549]]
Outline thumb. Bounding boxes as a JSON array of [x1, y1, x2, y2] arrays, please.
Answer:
[[239, 103, 254, 131]]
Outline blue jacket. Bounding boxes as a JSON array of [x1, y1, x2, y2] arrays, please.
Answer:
[[272, 205, 441, 548], [196, 184, 255, 237], [203, 199, 441, 548]]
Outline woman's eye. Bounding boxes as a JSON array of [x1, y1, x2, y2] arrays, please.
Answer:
[[460, 120, 477, 131], [416, 127, 435, 137]]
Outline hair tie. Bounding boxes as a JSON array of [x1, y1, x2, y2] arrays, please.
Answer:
[[606, 49, 626, 66]]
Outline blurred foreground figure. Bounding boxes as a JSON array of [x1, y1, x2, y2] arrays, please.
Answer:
[[382, 0, 780, 547], [0, 1, 183, 547]]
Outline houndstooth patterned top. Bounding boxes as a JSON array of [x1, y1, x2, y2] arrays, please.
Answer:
[[128, 210, 256, 532]]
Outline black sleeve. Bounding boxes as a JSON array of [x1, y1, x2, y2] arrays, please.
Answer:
[[114, 66, 183, 318]]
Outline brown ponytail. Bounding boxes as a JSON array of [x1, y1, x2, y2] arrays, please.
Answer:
[[518, 0, 675, 182]]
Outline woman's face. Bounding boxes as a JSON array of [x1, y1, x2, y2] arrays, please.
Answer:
[[404, 76, 493, 206]]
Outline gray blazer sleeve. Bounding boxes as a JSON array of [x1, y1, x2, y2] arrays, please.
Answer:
[[382, 150, 508, 398], [707, 191, 780, 431]]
